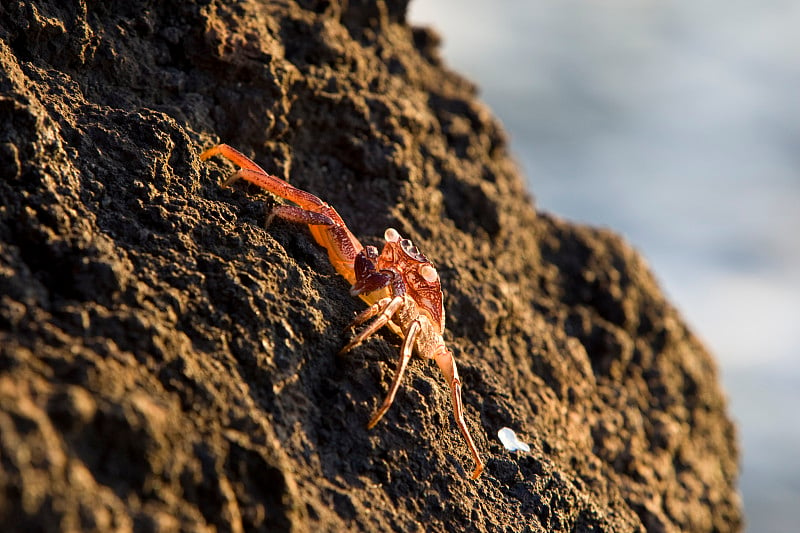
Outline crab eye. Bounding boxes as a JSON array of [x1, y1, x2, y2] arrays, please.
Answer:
[[384, 228, 400, 242], [420, 264, 438, 283]]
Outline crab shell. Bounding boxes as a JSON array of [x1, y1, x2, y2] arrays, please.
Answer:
[[377, 228, 446, 335]]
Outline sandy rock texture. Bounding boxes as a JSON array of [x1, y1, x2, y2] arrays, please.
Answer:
[[0, 0, 741, 531]]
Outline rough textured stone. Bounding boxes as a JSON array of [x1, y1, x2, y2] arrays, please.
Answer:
[[0, 1, 741, 531]]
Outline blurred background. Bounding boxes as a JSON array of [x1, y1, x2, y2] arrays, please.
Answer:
[[409, 1, 800, 531]]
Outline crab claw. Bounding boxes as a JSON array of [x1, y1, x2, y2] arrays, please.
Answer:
[[350, 247, 393, 297]]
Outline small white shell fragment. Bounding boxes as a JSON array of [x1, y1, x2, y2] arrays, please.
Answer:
[[498, 427, 530, 452]]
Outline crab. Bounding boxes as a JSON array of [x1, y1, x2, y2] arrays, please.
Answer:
[[200, 144, 485, 479]]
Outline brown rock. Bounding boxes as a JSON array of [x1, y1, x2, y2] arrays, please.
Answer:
[[0, 1, 742, 531]]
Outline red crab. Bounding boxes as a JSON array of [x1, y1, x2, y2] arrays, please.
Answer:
[[201, 144, 485, 479]]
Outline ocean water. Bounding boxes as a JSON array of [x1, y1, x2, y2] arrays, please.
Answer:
[[409, 1, 800, 531]]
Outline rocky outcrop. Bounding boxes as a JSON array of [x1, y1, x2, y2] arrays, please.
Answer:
[[0, 1, 741, 531]]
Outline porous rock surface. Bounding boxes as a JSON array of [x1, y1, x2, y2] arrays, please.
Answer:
[[0, 1, 742, 531]]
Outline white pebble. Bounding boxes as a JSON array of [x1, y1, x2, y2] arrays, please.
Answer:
[[498, 427, 530, 452]]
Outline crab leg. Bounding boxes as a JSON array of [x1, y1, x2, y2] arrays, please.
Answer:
[[338, 296, 405, 355], [434, 348, 485, 479], [200, 143, 267, 173], [367, 320, 420, 428], [200, 144, 365, 287]]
